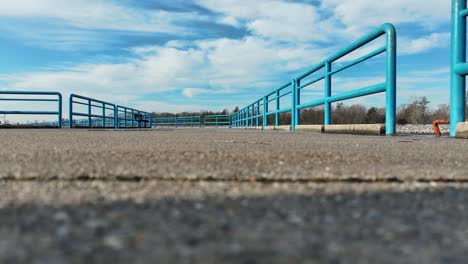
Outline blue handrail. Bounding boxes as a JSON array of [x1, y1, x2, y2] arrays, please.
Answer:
[[69, 94, 116, 128], [232, 23, 397, 135], [0, 91, 62, 128], [451, 0, 468, 136], [204, 114, 231, 127]]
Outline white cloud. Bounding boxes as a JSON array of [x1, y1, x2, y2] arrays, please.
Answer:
[[183, 88, 211, 98], [321, 0, 450, 35], [400, 33, 450, 55], [0, 0, 205, 33], [1, 46, 206, 105], [197, 0, 333, 42]]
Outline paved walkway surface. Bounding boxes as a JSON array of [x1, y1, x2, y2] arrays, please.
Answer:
[[0, 129, 467, 263]]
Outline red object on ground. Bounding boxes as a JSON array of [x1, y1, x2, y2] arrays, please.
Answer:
[[432, 119, 450, 138]]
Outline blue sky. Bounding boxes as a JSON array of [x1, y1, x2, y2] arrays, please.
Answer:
[[0, 0, 453, 117]]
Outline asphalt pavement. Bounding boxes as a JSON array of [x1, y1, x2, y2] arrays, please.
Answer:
[[0, 128, 467, 263]]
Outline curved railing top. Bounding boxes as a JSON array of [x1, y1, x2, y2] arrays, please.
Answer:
[[70, 93, 115, 106], [232, 23, 397, 135]]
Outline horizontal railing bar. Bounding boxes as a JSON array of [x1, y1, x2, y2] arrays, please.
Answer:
[[153, 117, 199, 120], [295, 99, 326, 110], [297, 82, 386, 110], [205, 122, 230, 124], [0, 98, 59, 102], [71, 101, 89, 107], [0, 111, 59, 115], [266, 82, 292, 97], [153, 120, 200, 121], [297, 24, 391, 80], [116, 105, 149, 114], [329, 46, 386, 76], [71, 100, 114, 110], [265, 107, 293, 115], [0, 91, 61, 96], [72, 113, 115, 119], [297, 65, 325, 82], [90, 103, 110, 109], [454, 62, 468, 76], [298, 76, 325, 90], [70, 94, 114, 106], [460, 8, 468, 17]]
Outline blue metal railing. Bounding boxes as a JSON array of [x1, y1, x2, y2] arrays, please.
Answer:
[[232, 23, 397, 135], [204, 114, 231, 127], [116, 106, 152, 128], [0, 91, 63, 128], [153, 116, 201, 128], [451, 0, 468, 136], [69, 94, 116, 128]]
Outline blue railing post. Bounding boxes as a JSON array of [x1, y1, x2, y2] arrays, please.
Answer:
[[247, 106, 250, 127], [324, 62, 332, 126], [451, 0, 467, 136], [243, 108, 248, 127], [253, 103, 256, 127], [88, 99, 92, 127], [175, 116, 178, 128], [250, 105, 252, 127], [275, 90, 280, 126], [296, 79, 300, 126], [291, 79, 297, 131], [263, 96, 267, 128], [240, 111, 243, 127], [251, 105, 254, 127], [69, 94, 73, 128], [124, 108, 127, 127], [385, 23, 397, 135], [57, 93, 62, 128], [246, 107, 249, 127], [102, 102, 105, 127], [114, 106, 118, 129], [256, 102, 260, 127]]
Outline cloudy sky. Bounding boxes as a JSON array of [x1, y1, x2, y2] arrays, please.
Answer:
[[0, 0, 452, 118]]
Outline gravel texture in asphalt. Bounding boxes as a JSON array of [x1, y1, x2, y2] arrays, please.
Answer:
[[1, 129, 467, 263], [1, 181, 468, 264], [0, 128, 466, 181]]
